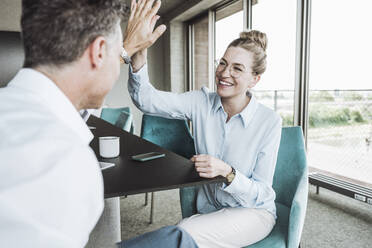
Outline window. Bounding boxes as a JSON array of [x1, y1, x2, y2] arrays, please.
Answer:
[[188, 1, 244, 92], [252, 0, 297, 126], [307, 0, 372, 184], [215, 1, 243, 60]]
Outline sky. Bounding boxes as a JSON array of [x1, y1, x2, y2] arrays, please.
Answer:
[[215, 0, 372, 91]]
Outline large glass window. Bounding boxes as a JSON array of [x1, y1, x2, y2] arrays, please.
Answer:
[[307, 0, 372, 184], [215, 1, 243, 60], [252, 0, 297, 126], [190, 1, 244, 92]]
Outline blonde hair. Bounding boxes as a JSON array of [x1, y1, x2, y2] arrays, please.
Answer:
[[228, 30, 267, 75]]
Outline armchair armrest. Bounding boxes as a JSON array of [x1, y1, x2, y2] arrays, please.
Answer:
[[288, 168, 308, 248], [179, 186, 199, 218]]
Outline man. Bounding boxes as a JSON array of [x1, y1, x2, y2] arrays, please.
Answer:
[[0, 0, 197, 247]]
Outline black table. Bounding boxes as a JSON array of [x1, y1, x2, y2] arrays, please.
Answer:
[[87, 116, 225, 199]]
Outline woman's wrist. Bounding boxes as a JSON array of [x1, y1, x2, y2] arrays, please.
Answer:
[[222, 164, 232, 177], [132, 61, 146, 73], [123, 43, 135, 58], [131, 50, 147, 73]]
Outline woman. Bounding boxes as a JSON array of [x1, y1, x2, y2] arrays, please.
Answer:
[[128, 30, 282, 248]]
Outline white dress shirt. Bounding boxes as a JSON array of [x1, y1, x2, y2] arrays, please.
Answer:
[[128, 65, 282, 218], [0, 69, 104, 247]]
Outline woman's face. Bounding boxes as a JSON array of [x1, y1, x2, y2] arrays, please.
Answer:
[[215, 46, 260, 100]]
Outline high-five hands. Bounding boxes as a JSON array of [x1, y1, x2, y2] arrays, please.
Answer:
[[123, 0, 166, 57], [191, 154, 232, 178]]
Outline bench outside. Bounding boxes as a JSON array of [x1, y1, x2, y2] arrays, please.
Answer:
[[309, 172, 372, 205]]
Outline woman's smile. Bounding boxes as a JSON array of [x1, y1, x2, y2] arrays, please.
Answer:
[[217, 79, 234, 88]]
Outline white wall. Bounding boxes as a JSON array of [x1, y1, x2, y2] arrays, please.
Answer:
[[0, 1, 166, 135], [0, 0, 21, 31]]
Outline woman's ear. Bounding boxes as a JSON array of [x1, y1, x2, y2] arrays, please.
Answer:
[[248, 74, 261, 88]]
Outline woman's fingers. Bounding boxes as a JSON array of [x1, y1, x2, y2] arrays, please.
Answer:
[[195, 168, 208, 173], [195, 164, 210, 172], [142, 0, 155, 16], [129, 0, 137, 21], [194, 160, 210, 166], [198, 172, 213, 178], [148, 0, 161, 19], [134, 0, 144, 18], [123, 0, 165, 56], [192, 155, 213, 176], [130, 0, 137, 12], [151, 24, 166, 43], [191, 154, 210, 162], [192, 154, 228, 178], [135, 0, 157, 19], [150, 15, 160, 31]]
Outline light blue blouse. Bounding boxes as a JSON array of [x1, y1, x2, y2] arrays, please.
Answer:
[[128, 65, 282, 218]]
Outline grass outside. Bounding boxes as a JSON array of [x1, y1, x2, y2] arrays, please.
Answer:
[[307, 123, 372, 184], [255, 90, 372, 184]]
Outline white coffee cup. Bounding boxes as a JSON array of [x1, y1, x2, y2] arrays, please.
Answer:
[[99, 136, 120, 158]]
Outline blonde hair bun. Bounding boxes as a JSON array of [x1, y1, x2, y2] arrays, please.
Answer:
[[228, 29, 268, 75], [239, 30, 267, 51]]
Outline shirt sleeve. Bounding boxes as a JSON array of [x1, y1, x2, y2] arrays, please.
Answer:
[[128, 64, 204, 121], [222, 117, 282, 208]]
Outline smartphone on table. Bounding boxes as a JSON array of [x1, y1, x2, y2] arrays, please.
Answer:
[[131, 152, 165, 162]]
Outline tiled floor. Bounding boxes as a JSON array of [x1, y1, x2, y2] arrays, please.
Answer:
[[121, 186, 372, 247]]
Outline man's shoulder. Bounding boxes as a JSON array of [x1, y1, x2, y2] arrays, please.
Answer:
[[0, 106, 86, 157], [0, 84, 47, 117], [0, 90, 82, 152], [0, 111, 96, 189]]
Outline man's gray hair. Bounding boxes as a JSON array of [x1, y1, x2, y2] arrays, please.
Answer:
[[21, 0, 129, 68]]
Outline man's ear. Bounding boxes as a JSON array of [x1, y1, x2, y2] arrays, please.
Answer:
[[89, 36, 106, 69], [248, 74, 261, 89]]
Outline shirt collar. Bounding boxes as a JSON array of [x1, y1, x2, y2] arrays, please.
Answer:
[[9, 68, 93, 145], [239, 94, 258, 128], [212, 91, 258, 128], [212, 94, 223, 114]]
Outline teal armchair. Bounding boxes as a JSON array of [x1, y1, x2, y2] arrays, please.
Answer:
[[179, 127, 308, 248], [101, 107, 134, 133], [140, 114, 196, 223], [140, 115, 195, 158]]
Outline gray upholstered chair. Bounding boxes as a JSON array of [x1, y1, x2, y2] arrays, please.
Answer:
[[0, 31, 24, 87], [85, 198, 121, 248], [86, 109, 133, 247]]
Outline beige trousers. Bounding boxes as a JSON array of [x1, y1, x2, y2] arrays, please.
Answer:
[[178, 208, 275, 248]]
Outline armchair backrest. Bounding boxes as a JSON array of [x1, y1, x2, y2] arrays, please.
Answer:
[[273, 126, 307, 208], [101, 107, 130, 125], [140, 115, 196, 159], [101, 107, 133, 133]]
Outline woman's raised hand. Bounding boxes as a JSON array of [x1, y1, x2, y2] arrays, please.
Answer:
[[191, 154, 232, 178], [123, 0, 166, 57]]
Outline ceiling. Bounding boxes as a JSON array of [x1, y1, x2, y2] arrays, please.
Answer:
[[158, 0, 187, 16], [123, 0, 186, 16]]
